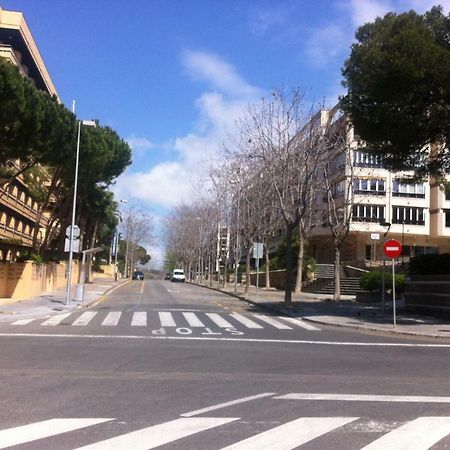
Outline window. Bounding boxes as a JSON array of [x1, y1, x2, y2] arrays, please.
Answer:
[[392, 180, 425, 198], [445, 210, 450, 227], [353, 178, 385, 195], [392, 206, 425, 225], [353, 150, 383, 168], [352, 204, 385, 222]]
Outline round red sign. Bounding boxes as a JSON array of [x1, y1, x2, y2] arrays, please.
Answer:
[[383, 239, 402, 259]]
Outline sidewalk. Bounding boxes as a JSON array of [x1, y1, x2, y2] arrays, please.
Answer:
[[0, 278, 126, 323], [197, 281, 450, 339]]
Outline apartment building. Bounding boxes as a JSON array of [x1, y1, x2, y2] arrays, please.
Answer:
[[309, 107, 450, 267], [0, 6, 59, 261]]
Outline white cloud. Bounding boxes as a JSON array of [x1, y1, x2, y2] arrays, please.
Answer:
[[182, 49, 262, 98], [248, 7, 288, 35], [126, 135, 155, 152], [348, 0, 394, 26], [304, 24, 349, 67]]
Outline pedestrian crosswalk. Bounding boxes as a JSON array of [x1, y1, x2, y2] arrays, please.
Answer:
[[9, 310, 321, 332], [1, 415, 449, 449]]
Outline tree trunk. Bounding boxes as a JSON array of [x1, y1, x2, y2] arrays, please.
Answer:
[[264, 244, 270, 289], [284, 224, 293, 304], [245, 247, 251, 294], [294, 232, 304, 294], [333, 245, 341, 301]]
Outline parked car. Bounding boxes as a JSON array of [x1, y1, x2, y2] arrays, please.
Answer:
[[132, 270, 144, 280], [171, 269, 185, 282], [164, 272, 171, 280]]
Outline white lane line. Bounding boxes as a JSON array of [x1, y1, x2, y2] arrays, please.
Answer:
[[159, 312, 176, 327], [275, 393, 450, 403], [182, 312, 205, 327], [101, 312, 122, 326], [41, 313, 73, 326], [131, 312, 146, 326], [72, 312, 97, 326], [74, 417, 238, 450], [230, 313, 264, 329], [181, 393, 276, 418], [205, 313, 234, 328], [361, 416, 450, 450], [220, 417, 357, 450], [0, 418, 113, 449], [252, 314, 292, 330], [2, 333, 450, 348], [11, 319, 35, 325], [279, 316, 321, 331]]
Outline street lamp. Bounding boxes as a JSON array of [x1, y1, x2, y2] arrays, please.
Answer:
[[65, 119, 96, 306]]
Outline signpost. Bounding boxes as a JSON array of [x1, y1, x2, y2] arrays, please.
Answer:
[[64, 225, 80, 253], [383, 239, 402, 328]]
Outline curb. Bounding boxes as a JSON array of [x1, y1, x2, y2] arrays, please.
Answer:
[[191, 282, 449, 340]]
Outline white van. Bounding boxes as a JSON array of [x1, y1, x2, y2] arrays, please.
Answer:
[[171, 269, 186, 282]]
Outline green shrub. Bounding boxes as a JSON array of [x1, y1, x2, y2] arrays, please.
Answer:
[[16, 251, 43, 264], [410, 253, 450, 276], [360, 271, 405, 293]]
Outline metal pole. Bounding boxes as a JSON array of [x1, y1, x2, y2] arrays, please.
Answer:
[[114, 230, 119, 281], [234, 194, 240, 292], [392, 258, 396, 327], [65, 120, 81, 306]]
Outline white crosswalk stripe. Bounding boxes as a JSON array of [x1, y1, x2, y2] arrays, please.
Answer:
[[1, 416, 449, 449], [41, 313, 73, 326], [74, 417, 238, 450], [159, 311, 176, 327], [279, 316, 321, 331], [221, 416, 358, 450], [101, 312, 122, 326], [252, 314, 292, 330], [0, 418, 113, 449], [183, 312, 205, 327], [361, 416, 450, 450], [229, 313, 264, 329], [205, 312, 234, 328], [72, 311, 98, 326], [10, 318, 35, 325], [131, 311, 146, 326]]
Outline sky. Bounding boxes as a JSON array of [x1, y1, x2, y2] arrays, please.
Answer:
[[2, 0, 449, 266]]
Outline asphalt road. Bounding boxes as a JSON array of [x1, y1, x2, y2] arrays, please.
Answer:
[[0, 279, 449, 449]]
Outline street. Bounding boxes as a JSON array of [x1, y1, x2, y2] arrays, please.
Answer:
[[0, 280, 450, 449]]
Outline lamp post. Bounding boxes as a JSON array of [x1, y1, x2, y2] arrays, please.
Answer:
[[65, 119, 96, 307]]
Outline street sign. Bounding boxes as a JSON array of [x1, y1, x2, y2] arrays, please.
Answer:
[[252, 242, 263, 259], [66, 225, 80, 238], [383, 239, 402, 259], [64, 237, 80, 253], [370, 233, 380, 240]]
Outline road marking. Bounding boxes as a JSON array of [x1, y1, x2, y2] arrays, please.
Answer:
[[140, 281, 144, 294], [181, 393, 276, 417], [1, 333, 450, 348], [279, 316, 321, 331], [11, 318, 35, 325], [74, 417, 238, 450], [131, 312, 146, 326], [182, 312, 205, 327], [72, 312, 98, 326], [206, 313, 234, 328], [252, 314, 292, 330], [361, 416, 450, 449], [101, 312, 122, 326], [41, 313, 73, 326], [0, 418, 113, 449], [275, 393, 450, 403], [230, 313, 263, 329], [220, 416, 357, 450], [159, 312, 176, 327]]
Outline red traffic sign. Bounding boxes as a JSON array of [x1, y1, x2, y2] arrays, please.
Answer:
[[384, 239, 402, 259]]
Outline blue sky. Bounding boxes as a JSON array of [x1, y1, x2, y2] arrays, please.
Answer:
[[2, 0, 449, 265]]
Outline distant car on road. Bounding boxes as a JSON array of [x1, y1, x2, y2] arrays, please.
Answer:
[[164, 272, 171, 280], [132, 270, 144, 280], [171, 269, 185, 282]]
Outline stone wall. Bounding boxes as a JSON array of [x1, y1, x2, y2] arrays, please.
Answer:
[[405, 277, 450, 318]]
